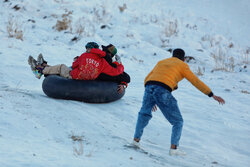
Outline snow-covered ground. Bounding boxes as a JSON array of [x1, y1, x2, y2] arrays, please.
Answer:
[[0, 0, 249, 167]]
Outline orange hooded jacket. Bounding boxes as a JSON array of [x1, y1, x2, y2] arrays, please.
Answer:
[[145, 57, 213, 96]]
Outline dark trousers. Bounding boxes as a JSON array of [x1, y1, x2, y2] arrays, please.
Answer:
[[96, 72, 130, 84]]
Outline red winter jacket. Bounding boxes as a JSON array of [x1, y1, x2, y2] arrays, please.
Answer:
[[70, 48, 124, 80]]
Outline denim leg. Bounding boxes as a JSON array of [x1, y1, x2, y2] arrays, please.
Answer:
[[154, 86, 183, 146], [134, 85, 156, 140]]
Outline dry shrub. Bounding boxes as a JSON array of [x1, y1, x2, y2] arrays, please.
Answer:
[[211, 47, 235, 72], [201, 35, 238, 72], [71, 134, 83, 142], [85, 146, 95, 158], [160, 15, 179, 47], [201, 35, 228, 48], [73, 141, 83, 156], [53, 11, 72, 32], [119, 4, 127, 13], [241, 47, 249, 64], [130, 55, 144, 63], [150, 14, 158, 23], [160, 38, 170, 48], [70, 133, 95, 157], [71, 134, 84, 156], [209, 35, 223, 47], [74, 17, 95, 37], [228, 42, 234, 48], [164, 19, 178, 37], [93, 4, 111, 24], [7, 17, 23, 40], [195, 66, 205, 76]]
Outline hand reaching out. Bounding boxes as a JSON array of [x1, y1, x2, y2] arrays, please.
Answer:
[[212, 95, 225, 105], [117, 84, 125, 94], [114, 55, 121, 64], [152, 105, 157, 112]]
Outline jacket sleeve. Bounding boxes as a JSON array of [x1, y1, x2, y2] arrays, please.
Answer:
[[101, 60, 124, 76], [103, 54, 118, 67], [183, 63, 213, 96], [72, 56, 81, 69]]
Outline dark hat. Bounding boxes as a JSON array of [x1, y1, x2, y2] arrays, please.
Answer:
[[85, 42, 99, 49], [101, 44, 117, 56], [173, 48, 185, 61]]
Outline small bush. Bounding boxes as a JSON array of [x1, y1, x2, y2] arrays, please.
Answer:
[[160, 37, 170, 48], [228, 42, 234, 48], [164, 19, 178, 37], [211, 47, 235, 72], [71, 134, 83, 142], [195, 66, 205, 76], [241, 47, 249, 64], [70, 134, 84, 156], [119, 4, 127, 13], [201, 34, 228, 49], [53, 11, 72, 32], [74, 17, 95, 37], [73, 141, 83, 156], [93, 4, 111, 24], [7, 17, 23, 40], [160, 12, 179, 47]]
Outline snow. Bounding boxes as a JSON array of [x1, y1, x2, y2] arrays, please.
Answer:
[[0, 0, 250, 167]]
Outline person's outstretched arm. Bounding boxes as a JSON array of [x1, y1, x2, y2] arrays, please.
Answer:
[[183, 63, 225, 104]]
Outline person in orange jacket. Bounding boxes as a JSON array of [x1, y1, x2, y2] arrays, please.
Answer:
[[133, 48, 225, 156]]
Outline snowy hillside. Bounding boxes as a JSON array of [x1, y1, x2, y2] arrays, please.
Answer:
[[0, 0, 250, 167]]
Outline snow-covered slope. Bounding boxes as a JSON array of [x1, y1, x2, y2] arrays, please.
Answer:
[[0, 0, 249, 167]]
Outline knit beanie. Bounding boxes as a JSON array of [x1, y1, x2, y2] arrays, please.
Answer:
[[173, 48, 185, 61], [108, 45, 117, 56], [85, 42, 99, 49], [102, 44, 117, 56]]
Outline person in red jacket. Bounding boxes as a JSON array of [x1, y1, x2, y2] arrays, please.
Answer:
[[28, 42, 128, 93], [70, 44, 124, 80]]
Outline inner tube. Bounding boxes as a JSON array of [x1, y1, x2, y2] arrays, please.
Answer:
[[42, 75, 125, 103]]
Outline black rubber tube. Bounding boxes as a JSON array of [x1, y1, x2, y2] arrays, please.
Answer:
[[42, 75, 125, 103]]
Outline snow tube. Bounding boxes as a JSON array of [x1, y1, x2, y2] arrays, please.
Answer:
[[42, 75, 125, 103]]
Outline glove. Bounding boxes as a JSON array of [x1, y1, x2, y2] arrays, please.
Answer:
[[114, 55, 121, 64], [117, 84, 126, 94]]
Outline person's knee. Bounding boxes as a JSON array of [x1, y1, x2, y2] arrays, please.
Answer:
[[174, 118, 183, 127], [60, 64, 67, 69], [139, 112, 152, 119]]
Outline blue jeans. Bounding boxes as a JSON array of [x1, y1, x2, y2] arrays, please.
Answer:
[[134, 84, 183, 146]]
